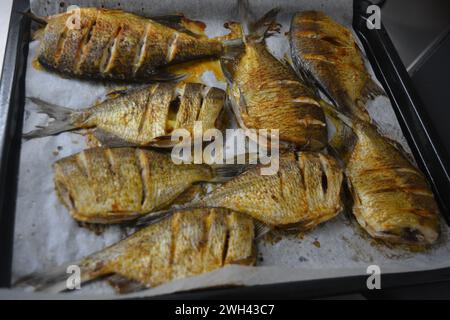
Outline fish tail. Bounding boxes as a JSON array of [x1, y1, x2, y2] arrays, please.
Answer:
[[249, 8, 281, 40], [20, 10, 48, 26], [319, 100, 357, 159], [254, 220, 272, 241], [23, 98, 78, 139], [238, 0, 280, 41], [13, 261, 88, 293], [221, 38, 245, 61], [351, 79, 385, 121]]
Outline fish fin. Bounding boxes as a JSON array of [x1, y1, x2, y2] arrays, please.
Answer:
[[138, 12, 185, 29], [26, 97, 74, 121], [225, 87, 248, 129], [13, 261, 84, 293], [135, 205, 236, 228], [20, 10, 47, 25], [105, 88, 131, 99], [209, 162, 253, 182], [132, 69, 186, 83], [249, 8, 281, 41], [220, 38, 246, 83], [328, 119, 357, 162], [22, 97, 79, 139], [254, 221, 272, 241], [362, 78, 385, 100], [289, 55, 324, 97], [91, 129, 140, 148], [150, 13, 185, 25], [281, 56, 294, 70], [134, 207, 184, 228], [320, 99, 357, 159], [319, 100, 354, 128], [152, 134, 206, 149], [145, 70, 187, 82], [107, 274, 147, 294], [371, 127, 416, 164], [237, 0, 253, 39], [150, 135, 180, 148], [326, 144, 346, 168], [227, 85, 252, 130], [301, 70, 321, 96], [353, 79, 384, 121], [150, 14, 205, 38], [221, 38, 245, 60], [92, 130, 181, 149]]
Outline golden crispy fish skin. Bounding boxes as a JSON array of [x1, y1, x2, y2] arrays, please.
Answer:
[[221, 13, 328, 150], [189, 152, 344, 229], [53, 148, 243, 224], [16, 208, 255, 292], [344, 120, 440, 245], [37, 8, 224, 81], [23, 82, 225, 146], [290, 11, 383, 122]]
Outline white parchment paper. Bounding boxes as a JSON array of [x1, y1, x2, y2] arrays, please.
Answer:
[[3, 0, 450, 299]]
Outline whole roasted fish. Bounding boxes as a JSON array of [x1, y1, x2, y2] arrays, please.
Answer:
[[323, 104, 440, 245], [53, 147, 247, 223], [23, 82, 225, 146], [15, 208, 255, 293], [33, 8, 238, 81], [139, 152, 344, 230], [290, 11, 383, 121], [221, 9, 328, 150]]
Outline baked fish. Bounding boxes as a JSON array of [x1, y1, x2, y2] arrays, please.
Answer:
[[15, 208, 255, 293], [139, 152, 344, 230], [33, 8, 237, 81], [221, 9, 328, 150], [53, 147, 247, 224], [23, 82, 225, 147], [323, 103, 440, 245], [290, 11, 383, 122]]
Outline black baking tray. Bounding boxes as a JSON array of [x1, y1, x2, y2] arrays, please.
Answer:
[[1, 0, 450, 299]]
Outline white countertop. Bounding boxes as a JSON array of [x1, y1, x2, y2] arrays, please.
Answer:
[[0, 0, 13, 72]]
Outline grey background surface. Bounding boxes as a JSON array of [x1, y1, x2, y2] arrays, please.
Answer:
[[0, 0, 13, 69], [2, 0, 449, 82], [0, 0, 449, 300]]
